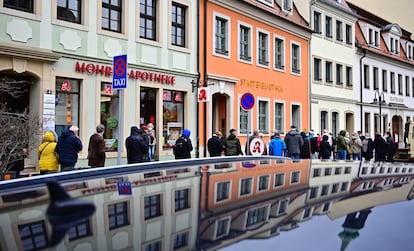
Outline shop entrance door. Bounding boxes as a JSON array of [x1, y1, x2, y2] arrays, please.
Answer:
[[212, 93, 227, 136]]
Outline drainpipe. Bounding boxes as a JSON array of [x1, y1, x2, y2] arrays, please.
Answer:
[[195, 0, 201, 158], [359, 47, 366, 132], [203, 0, 208, 157]]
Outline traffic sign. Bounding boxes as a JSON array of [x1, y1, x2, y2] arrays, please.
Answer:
[[112, 54, 127, 89], [241, 92, 255, 110]]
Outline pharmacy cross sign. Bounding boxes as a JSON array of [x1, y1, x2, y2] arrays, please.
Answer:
[[112, 54, 127, 89]]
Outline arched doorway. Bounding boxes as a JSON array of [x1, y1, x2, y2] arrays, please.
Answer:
[[392, 115, 403, 148], [212, 93, 228, 137]]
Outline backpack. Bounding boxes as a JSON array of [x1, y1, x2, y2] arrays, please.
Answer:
[[173, 136, 186, 154], [362, 139, 369, 152]]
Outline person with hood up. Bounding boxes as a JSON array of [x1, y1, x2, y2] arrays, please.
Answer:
[[173, 129, 193, 159], [300, 131, 311, 159], [125, 126, 148, 164], [38, 130, 59, 174], [87, 124, 106, 167], [268, 132, 286, 156], [224, 129, 243, 156], [55, 125, 83, 171], [284, 125, 303, 159], [319, 135, 331, 160]]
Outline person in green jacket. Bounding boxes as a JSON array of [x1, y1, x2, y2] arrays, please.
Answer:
[[336, 130, 348, 160], [224, 129, 243, 156], [38, 131, 59, 174]]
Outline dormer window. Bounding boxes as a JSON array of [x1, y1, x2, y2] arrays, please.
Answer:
[[367, 26, 380, 48], [282, 0, 292, 13], [390, 37, 400, 54], [408, 43, 414, 60]]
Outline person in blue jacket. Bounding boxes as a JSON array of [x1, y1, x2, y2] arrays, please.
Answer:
[[55, 125, 83, 171], [269, 132, 286, 156]]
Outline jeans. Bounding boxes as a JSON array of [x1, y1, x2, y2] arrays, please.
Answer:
[[148, 145, 155, 161], [337, 150, 347, 160], [289, 153, 300, 159], [352, 152, 362, 160]]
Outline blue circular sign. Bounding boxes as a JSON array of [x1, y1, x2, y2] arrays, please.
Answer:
[[241, 92, 255, 110]]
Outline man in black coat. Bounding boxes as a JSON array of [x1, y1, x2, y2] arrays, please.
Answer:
[[208, 131, 224, 157], [125, 126, 148, 164], [56, 125, 83, 171]]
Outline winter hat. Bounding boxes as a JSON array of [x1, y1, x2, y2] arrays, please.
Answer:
[[182, 129, 191, 137]]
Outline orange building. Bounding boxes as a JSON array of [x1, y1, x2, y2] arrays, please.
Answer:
[[198, 0, 312, 157]]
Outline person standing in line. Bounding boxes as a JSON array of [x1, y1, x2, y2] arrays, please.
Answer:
[[140, 125, 150, 161], [38, 131, 59, 174], [125, 126, 148, 164], [224, 129, 243, 156], [87, 124, 106, 167], [373, 133, 387, 162], [308, 130, 319, 159], [208, 131, 224, 157], [404, 118, 412, 148], [173, 129, 193, 159], [319, 135, 331, 160], [245, 129, 260, 155], [284, 125, 303, 160], [147, 123, 156, 161], [384, 131, 396, 162], [349, 132, 362, 160], [268, 132, 286, 156], [56, 125, 83, 171], [300, 131, 311, 159], [336, 130, 348, 160], [361, 133, 374, 161]]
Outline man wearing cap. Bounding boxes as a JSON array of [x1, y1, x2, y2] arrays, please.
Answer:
[[284, 125, 303, 159], [56, 125, 83, 171], [224, 129, 243, 156]]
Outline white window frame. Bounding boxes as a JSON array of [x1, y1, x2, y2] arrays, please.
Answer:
[[345, 23, 353, 45], [213, 11, 231, 59], [257, 98, 270, 134], [273, 34, 286, 72], [336, 63, 343, 85], [325, 15, 333, 38], [237, 21, 253, 64], [239, 177, 253, 197], [274, 100, 285, 134], [290, 41, 301, 76], [313, 57, 322, 82], [214, 180, 232, 203], [257, 175, 270, 192], [282, 0, 293, 14], [97, 0, 128, 40], [257, 0, 273, 7], [335, 19, 343, 42], [313, 10, 322, 34], [256, 28, 270, 68]]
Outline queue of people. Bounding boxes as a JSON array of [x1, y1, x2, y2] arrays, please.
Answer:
[[37, 123, 398, 175]]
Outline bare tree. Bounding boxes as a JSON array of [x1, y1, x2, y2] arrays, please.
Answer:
[[0, 106, 42, 174]]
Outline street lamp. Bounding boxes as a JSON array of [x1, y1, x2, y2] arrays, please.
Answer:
[[372, 90, 386, 134]]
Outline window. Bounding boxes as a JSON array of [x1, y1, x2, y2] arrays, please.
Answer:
[[102, 0, 122, 33], [18, 221, 48, 250], [240, 178, 253, 196], [314, 58, 322, 81], [398, 74, 403, 95], [405, 76, 410, 97], [258, 175, 269, 191], [373, 67, 379, 90], [309, 187, 318, 199], [291, 43, 300, 74], [57, 0, 81, 23], [412, 77, 414, 97], [325, 16, 332, 38], [140, 0, 157, 40], [321, 185, 329, 196], [345, 24, 352, 45], [171, 2, 186, 47], [331, 183, 339, 193], [145, 240, 161, 251], [320, 111, 328, 133], [290, 171, 300, 184], [363, 64, 369, 89], [368, 28, 373, 45], [274, 102, 284, 133], [382, 70, 388, 92], [313, 11, 321, 34], [324, 168, 331, 176], [239, 106, 248, 134], [336, 20, 343, 41], [144, 194, 162, 219], [258, 100, 269, 133], [4, 0, 33, 13], [278, 199, 289, 215], [282, 0, 292, 12], [346, 66, 352, 87], [334, 167, 341, 175], [55, 78, 80, 137], [258, 31, 269, 66], [274, 173, 285, 188], [246, 206, 268, 227], [216, 217, 230, 238], [239, 23, 251, 61], [173, 232, 189, 249], [390, 72, 395, 94], [332, 112, 338, 137], [214, 14, 229, 56], [313, 168, 321, 177], [336, 63, 343, 85], [341, 182, 348, 191], [274, 36, 285, 70], [163, 90, 185, 149], [216, 181, 231, 202], [175, 188, 190, 211], [108, 201, 129, 229], [101, 82, 119, 152], [68, 219, 92, 241], [325, 61, 332, 83]]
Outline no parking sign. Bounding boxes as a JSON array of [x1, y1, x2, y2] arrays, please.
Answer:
[[113, 54, 127, 89]]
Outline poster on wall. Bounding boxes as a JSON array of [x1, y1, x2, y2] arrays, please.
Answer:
[[43, 94, 55, 131]]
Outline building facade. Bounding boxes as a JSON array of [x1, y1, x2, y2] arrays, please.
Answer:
[[198, 0, 312, 157], [0, 1, 199, 168]]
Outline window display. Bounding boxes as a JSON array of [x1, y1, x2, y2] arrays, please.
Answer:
[[163, 90, 184, 149], [55, 78, 80, 137], [101, 82, 119, 151]]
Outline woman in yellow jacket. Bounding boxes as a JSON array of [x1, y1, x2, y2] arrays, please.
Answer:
[[38, 131, 59, 174]]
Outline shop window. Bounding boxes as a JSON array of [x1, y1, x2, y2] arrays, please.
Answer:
[[163, 90, 184, 149], [55, 78, 80, 137], [101, 82, 119, 152], [4, 0, 34, 13], [140, 87, 157, 127]]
